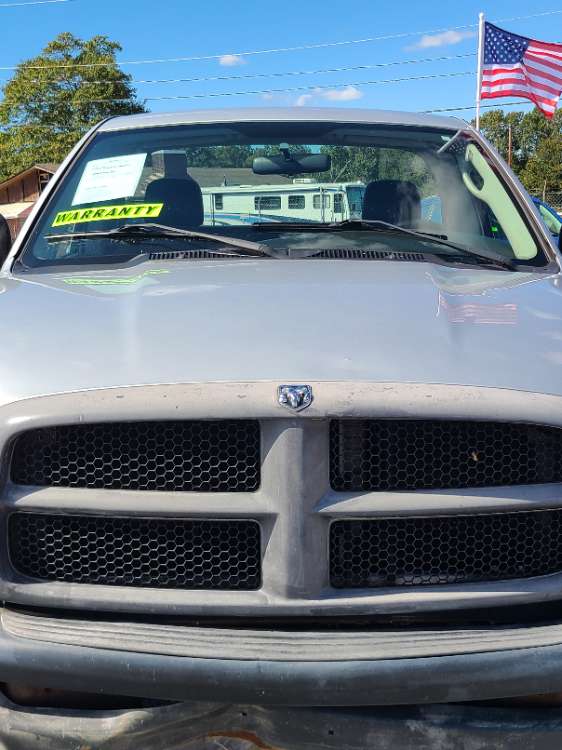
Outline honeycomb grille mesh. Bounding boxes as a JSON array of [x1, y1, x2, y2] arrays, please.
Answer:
[[330, 420, 562, 492], [11, 421, 260, 492], [330, 511, 562, 588], [9, 513, 261, 589]]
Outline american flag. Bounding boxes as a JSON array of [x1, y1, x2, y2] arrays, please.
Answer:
[[438, 292, 518, 325], [481, 22, 562, 118]]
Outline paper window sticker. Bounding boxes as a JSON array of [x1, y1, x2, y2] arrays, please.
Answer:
[[72, 154, 147, 206]]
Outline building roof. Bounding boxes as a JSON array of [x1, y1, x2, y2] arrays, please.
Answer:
[[0, 163, 59, 192], [98, 107, 466, 133], [187, 168, 290, 187], [0, 201, 35, 219], [34, 163, 59, 174]]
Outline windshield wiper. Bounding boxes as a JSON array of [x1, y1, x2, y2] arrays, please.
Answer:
[[45, 223, 277, 258], [254, 219, 516, 270], [331, 219, 516, 270]]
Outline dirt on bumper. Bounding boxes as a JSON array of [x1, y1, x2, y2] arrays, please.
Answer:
[[2, 696, 562, 750]]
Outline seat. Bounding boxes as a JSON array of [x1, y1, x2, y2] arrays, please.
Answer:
[[362, 179, 421, 226], [145, 177, 204, 228]]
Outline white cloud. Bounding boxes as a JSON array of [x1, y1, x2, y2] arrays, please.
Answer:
[[408, 29, 476, 50], [261, 92, 275, 101], [219, 54, 246, 67], [291, 86, 363, 106], [320, 85, 363, 102]]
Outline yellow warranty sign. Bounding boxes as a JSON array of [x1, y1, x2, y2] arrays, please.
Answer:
[[52, 203, 164, 227]]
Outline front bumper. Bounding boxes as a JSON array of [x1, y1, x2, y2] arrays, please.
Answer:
[[3, 696, 562, 750], [4, 607, 562, 707]]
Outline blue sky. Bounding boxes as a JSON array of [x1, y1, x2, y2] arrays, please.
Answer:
[[1, 0, 562, 118]]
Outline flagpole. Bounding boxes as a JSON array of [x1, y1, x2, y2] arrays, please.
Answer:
[[475, 11, 485, 130]]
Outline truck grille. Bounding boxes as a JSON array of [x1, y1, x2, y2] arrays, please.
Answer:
[[330, 510, 562, 588], [9, 513, 261, 590], [330, 419, 562, 491], [11, 420, 260, 492]]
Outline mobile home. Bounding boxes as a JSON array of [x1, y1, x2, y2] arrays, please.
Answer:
[[201, 180, 366, 225]]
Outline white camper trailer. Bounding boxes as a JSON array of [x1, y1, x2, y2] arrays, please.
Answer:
[[201, 180, 366, 225]]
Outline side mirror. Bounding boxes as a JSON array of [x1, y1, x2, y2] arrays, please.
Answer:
[[0, 213, 11, 266]]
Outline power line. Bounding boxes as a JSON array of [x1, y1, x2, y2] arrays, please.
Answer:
[[1, 99, 536, 129], [89, 10, 562, 67], [4, 52, 476, 86], [114, 52, 478, 86], [34, 70, 474, 106], [425, 100, 536, 114], [1, 95, 536, 130], [0, 9, 561, 70], [0, 0, 72, 6], [141, 70, 476, 103], [3, 99, 545, 138], [0, 10, 556, 119]]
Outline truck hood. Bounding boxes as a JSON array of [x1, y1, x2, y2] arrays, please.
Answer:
[[1, 259, 562, 404]]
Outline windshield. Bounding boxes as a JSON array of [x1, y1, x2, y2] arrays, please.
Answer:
[[19, 121, 547, 268]]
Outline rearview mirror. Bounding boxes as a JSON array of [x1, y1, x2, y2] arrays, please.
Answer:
[[0, 214, 11, 266], [253, 153, 331, 176]]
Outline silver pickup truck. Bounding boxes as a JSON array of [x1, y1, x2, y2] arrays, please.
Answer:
[[1, 107, 562, 749]]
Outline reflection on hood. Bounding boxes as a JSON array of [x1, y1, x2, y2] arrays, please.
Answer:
[[0, 259, 561, 405]]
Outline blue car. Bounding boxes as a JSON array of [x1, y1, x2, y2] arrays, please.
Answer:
[[533, 196, 562, 239]]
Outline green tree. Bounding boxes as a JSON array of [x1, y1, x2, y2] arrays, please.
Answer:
[[521, 134, 562, 193], [516, 109, 559, 164], [0, 32, 145, 180], [476, 108, 562, 190], [184, 145, 255, 168], [475, 110, 526, 172], [182, 144, 310, 169], [319, 145, 434, 194]]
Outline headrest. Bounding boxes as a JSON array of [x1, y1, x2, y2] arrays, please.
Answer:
[[362, 179, 421, 225], [145, 177, 204, 228]]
